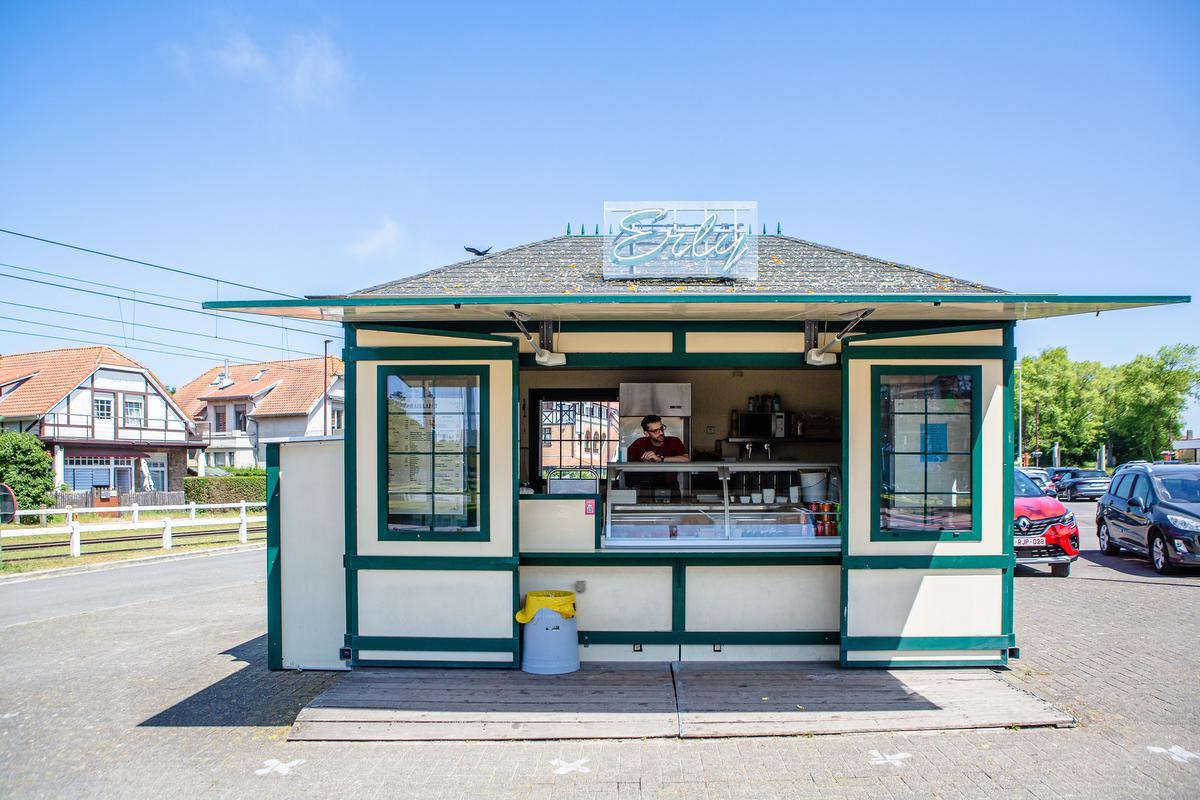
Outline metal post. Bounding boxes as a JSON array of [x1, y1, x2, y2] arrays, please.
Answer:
[[70, 520, 81, 558], [323, 339, 332, 436], [238, 500, 248, 543], [1016, 364, 1023, 463], [163, 518, 173, 550]]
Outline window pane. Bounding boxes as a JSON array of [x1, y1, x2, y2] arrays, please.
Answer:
[[385, 372, 482, 536], [878, 371, 974, 534]]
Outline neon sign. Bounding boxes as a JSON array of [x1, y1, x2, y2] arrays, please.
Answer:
[[602, 201, 758, 280]]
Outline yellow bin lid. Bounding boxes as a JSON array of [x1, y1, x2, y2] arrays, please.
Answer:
[[515, 590, 576, 623]]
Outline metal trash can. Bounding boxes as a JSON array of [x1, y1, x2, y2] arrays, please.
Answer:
[[515, 590, 579, 675]]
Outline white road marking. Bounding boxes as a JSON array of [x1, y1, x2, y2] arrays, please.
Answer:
[[868, 749, 911, 767], [1147, 745, 1200, 763], [550, 758, 591, 774], [256, 758, 305, 775]]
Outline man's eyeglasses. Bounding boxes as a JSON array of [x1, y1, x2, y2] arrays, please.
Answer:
[[645, 426, 665, 434]]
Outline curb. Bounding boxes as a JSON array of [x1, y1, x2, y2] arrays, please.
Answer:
[[0, 543, 266, 585]]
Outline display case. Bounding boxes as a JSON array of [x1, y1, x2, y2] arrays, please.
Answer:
[[604, 462, 842, 549]]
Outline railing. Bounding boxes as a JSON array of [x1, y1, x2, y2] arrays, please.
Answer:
[[1, 500, 266, 559], [39, 413, 210, 445]]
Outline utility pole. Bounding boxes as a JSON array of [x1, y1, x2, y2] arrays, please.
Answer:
[[1016, 364, 1023, 464], [1034, 400, 1040, 464], [323, 340, 332, 436]]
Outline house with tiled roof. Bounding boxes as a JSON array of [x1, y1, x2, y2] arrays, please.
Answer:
[[175, 356, 344, 469], [0, 346, 204, 493]]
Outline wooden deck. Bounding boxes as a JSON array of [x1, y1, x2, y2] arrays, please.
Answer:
[[289, 662, 1074, 742]]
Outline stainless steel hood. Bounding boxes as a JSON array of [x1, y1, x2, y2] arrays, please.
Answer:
[[618, 383, 692, 417]]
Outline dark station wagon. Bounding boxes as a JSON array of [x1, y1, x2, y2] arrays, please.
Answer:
[[1096, 463, 1200, 574]]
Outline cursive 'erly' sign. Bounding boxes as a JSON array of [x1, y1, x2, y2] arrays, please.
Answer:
[[602, 201, 758, 281]]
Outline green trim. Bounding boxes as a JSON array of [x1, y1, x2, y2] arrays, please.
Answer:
[[520, 352, 836, 369], [519, 552, 841, 566], [343, 326, 358, 647], [376, 364, 491, 542], [842, 635, 1014, 651], [870, 364, 984, 542], [1002, 322, 1016, 639], [847, 345, 1014, 360], [671, 329, 686, 354], [578, 630, 840, 646], [353, 658, 518, 668], [845, 323, 1006, 343], [352, 323, 515, 343], [349, 555, 517, 570], [842, 658, 1006, 669], [349, 345, 515, 362], [205, 293, 1191, 310], [511, 350, 520, 664], [844, 555, 1013, 569], [839, 343, 851, 663], [349, 635, 518, 652], [265, 442, 282, 670], [672, 564, 686, 632]]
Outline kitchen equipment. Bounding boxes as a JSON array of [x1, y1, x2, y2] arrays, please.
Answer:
[[618, 383, 692, 461]]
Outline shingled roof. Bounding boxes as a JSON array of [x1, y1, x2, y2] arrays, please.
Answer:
[[352, 235, 1004, 297], [174, 357, 344, 420], [0, 346, 147, 419]]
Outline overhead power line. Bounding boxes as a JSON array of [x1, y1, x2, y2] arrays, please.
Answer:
[[6, 316, 264, 362], [0, 327, 261, 364], [0, 300, 324, 358], [0, 226, 303, 300], [0, 261, 342, 338], [0, 270, 342, 341]]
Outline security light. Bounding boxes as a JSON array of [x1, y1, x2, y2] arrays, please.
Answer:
[[507, 310, 567, 367]]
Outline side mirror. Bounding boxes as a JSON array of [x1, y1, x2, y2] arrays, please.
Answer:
[[1130, 496, 1145, 511], [1044, 486, 1056, 496]]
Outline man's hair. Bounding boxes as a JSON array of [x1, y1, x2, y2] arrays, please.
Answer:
[[641, 414, 663, 431]]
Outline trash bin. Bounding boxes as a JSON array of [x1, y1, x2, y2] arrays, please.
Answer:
[[515, 590, 580, 675]]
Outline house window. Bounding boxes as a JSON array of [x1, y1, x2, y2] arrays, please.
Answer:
[[379, 366, 488, 541], [234, 404, 248, 432], [147, 459, 168, 491], [534, 393, 619, 488], [214, 407, 227, 432], [872, 366, 981, 541], [331, 407, 344, 431], [93, 397, 113, 419], [63, 456, 135, 492], [122, 397, 145, 428]]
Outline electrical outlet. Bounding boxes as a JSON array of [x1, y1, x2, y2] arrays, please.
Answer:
[[574, 580, 587, 593], [713, 644, 722, 652], [633, 644, 643, 653], [705, 425, 715, 435]]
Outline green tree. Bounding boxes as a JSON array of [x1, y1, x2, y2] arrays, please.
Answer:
[[1016, 347, 1105, 465], [1100, 344, 1200, 463], [0, 431, 54, 520]]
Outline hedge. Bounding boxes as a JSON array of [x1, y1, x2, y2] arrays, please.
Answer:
[[183, 476, 267, 505]]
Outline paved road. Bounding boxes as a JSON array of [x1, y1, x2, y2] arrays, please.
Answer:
[[0, 550, 263, 629], [0, 504, 1197, 799]]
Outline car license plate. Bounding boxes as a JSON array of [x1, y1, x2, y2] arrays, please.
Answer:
[[1015, 535, 1046, 547]]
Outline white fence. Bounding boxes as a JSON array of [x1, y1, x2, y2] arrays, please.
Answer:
[[1, 501, 267, 558]]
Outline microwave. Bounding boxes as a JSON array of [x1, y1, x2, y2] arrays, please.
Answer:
[[734, 412, 790, 438]]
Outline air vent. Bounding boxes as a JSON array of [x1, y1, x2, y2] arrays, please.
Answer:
[[251, 369, 267, 381]]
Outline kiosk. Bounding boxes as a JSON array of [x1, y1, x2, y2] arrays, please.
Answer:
[[206, 202, 1188, 670]]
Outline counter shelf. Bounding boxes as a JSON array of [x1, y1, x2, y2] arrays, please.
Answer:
[[604, 461, 842, 549]]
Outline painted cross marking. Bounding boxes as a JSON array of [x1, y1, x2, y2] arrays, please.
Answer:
[[868, 750, 911, 767], [256, 758, 305, 775], [550, 758, 591, 774], [1147, 745, 1200, 763]]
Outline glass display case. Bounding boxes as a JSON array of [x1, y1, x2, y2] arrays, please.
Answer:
[[604, 462, 842, 549]]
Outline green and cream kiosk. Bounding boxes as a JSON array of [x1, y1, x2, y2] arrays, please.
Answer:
[[206, 201, 1187, 671]]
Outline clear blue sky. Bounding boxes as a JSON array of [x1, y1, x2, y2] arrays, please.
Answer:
[[2, 2, 1197, 430]]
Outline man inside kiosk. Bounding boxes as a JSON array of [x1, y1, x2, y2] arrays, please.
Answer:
[[626, 415, 690, 464]]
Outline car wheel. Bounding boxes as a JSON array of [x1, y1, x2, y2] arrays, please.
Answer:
[[1051, 562, 1070, 578], [1098, 522, 1120, 555], [1150, 533, 1175, 575]]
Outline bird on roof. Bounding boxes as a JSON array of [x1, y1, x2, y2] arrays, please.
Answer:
[[464, 246, 492, 256]]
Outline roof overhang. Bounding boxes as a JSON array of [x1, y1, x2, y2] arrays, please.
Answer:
[[204, 293, 1190, 323]]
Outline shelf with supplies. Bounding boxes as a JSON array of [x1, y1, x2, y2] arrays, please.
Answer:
[[719, 436, 840, 445]]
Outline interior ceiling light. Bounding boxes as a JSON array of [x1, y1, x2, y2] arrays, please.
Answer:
[[805, 307, 875, 366], [506, 310, 567, 366]]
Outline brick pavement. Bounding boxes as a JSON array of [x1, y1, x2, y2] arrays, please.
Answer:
[[1, 503, 1197, 799]]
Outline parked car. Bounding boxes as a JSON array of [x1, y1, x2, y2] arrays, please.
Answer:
[[1096, 463, 1200, 574], [1054, 468, 1111, 501], [1013, 469, 1079, 577], [1018, 467, 1055, 495]]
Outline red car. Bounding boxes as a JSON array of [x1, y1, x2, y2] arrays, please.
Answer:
[[1014, 469, 1080, 576]]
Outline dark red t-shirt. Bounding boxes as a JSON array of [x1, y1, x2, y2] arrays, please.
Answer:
[[627, 436, 687, 463]]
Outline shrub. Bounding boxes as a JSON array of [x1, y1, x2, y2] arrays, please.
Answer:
[[183, 475, 266, 505], [0, 432, 54, 522]]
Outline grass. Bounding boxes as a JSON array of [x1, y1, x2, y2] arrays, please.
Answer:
[[0, 522, 265, 575]]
